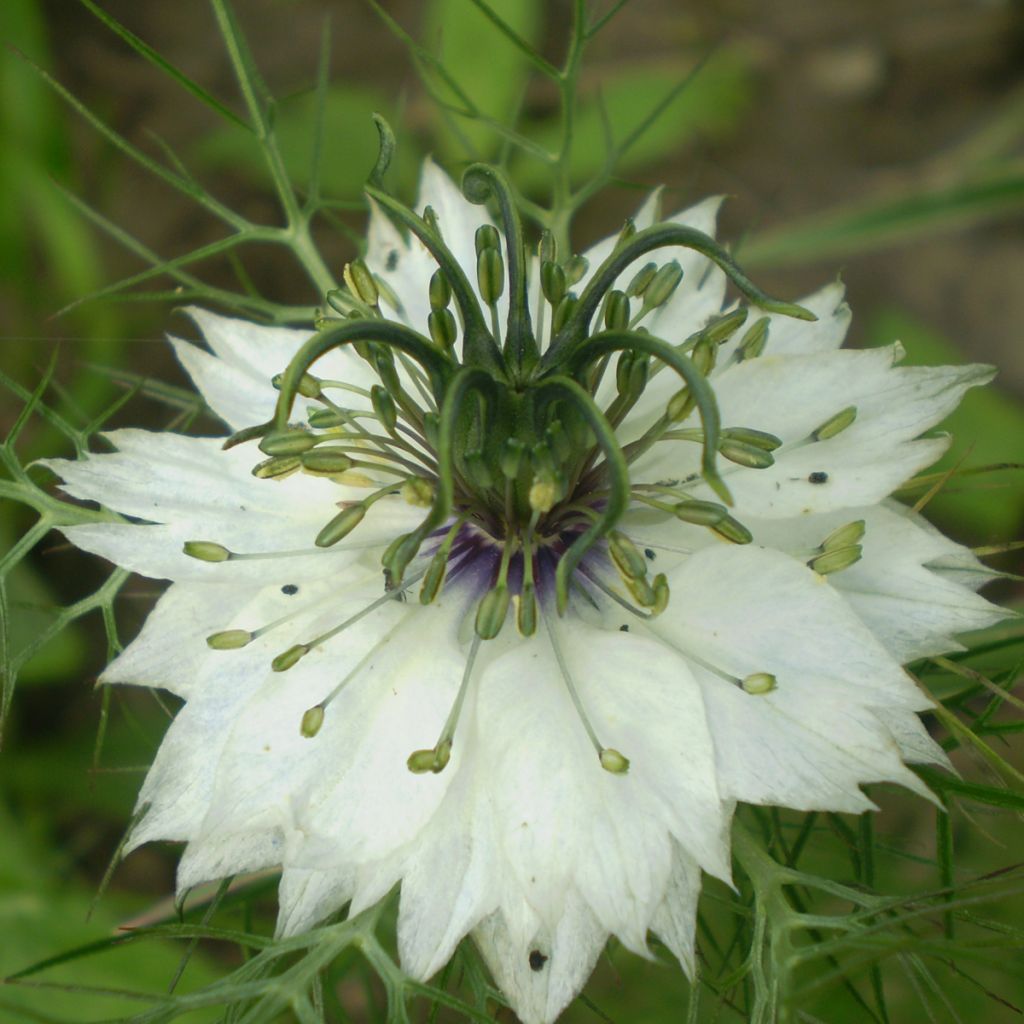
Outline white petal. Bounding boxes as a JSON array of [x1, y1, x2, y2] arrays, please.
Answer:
[[101, 580, 241, 698], [649, 840, 703, 975], [276, 864, 356, 937], [474, 888, 606, 1024], [747, 503, 1007, 661]]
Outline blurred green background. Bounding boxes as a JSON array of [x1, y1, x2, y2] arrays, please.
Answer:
[[1, 0, 1022, 1020]]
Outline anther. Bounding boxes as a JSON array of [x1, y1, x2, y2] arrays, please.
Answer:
[[252, 455, 302, 479], [401, 477, 435, 507], [722, 427, 782, 451], [516, 582, 538, 637], [429, 308, 458, 350], [821, 519, 866, 551], [712, 515, 753, 545], [599, 748, 631, 774], [475, 584, 511, 640], [475, 223, 500, 255], [808, 546, 862, 575], [603, 289, 630, 331], [811, 405, 857, 441], [742, 672, 777, 695], [563, 254, 588, 286], [673, 500, 728, 527], [541, 261, 566, 307], [183, 541, 231, 562], [637, 260, 683, 314], [273, 643, 309, 672], [206, 629, 253, 650], [259, 430, 317, 457], [300, 704, 325, 738], [552, 292, 579, 334], [609, 531, 648, 580], [738, 316, 770, 360], [627, 262, 658, 298], [477, 247, 505, 307], [370, 385, 399, 432], [301, 449, 355, 476], [429, 268, 452, 311], [719, 439, 775, 469], [315, 503, 367, 548], [501, 438, 526, 479], [344, 259, 380, 308]]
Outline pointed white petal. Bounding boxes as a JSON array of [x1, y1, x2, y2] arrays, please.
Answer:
[[649, 840, 703, 975]]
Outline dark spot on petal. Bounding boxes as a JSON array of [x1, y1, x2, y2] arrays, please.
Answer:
[[808, 471, 829, 485], [619, 624, 630, 632], [386, 249, 399, 271], [529, 950, 548, 972], [281, 584, 299, 595], [644, 548, 656, 561]]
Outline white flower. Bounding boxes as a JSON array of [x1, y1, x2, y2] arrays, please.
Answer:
[[46, 159, 1007, 1023]]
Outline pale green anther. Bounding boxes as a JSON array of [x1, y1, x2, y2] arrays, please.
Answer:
[[719, 439, 775, 469], [808, 545, 862, 576], [531, 441, 556, 475], [477, 247, 505, 306], [272, 370, 321, 399], [529, 474, 560, 513], [517, 583, 538, 637], [667, 386, 695, 423], [206, 629, 252, 650], [625, 574, 657, 608], [640, 260, 683, 311], [300, 704, 325, 738], [673, 500, 728, 526], [691, 335, 717, 377], [252, 455, 302, 479], [475, 585, 510, 640], [627, 262, 658, 298], [609, 531, 647, 580], [183, 540, 231, 562], [551, 292, 578, 334], [614, 217, 637, 251], [702, 307, 749, 346], [272, 643, 309, 673], [407, 748, 438, 774], [325, 287, 372, 319], [401, 477, 435, 507], [475, 223, 500, 256], [541, 260, 566, 306], [821, 519, 866, 552], [373, 347, 402, 395], [599, 747, 630, 774], [712, 515, 754, 545], [315, 503, 367, 548], [371, 385, 398, 432], [501, 438, 526, 479], [722, 427, 782, 451], [465, 451, 494, 490], [374, 273, 401, 312], [259, 430, 317, 456], [345, 259, 379, 307], [812, 405, 857, 441], [563, 254, 589, 287], [604, 289, 630, 331], [428, 308, 458, 350], [738, 316, 770, 359], [308, 408, 346, 429], [420, 549, 449, 605], [651, 573, 670, 616], [742, 672, 777, 695], [301, 449, 355, 475], [429, 268, 451, 311]]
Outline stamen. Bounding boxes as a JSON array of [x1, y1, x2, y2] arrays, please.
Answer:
[[271, 570, 425, 673], [407, 635, 482, 774], [544, 613, 629, 774], [811, 405, 857, 442]]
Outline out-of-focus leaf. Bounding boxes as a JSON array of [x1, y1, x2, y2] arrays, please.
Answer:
[[867, 309, 1024, 540], [742, 164, 1024, 267], [424, 0, 542, 160], [515, 52, 751, 193], [0, 802, 220, 1022]]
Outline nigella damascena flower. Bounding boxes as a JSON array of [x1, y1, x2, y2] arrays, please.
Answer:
[[47, 160, 1006, 1023]]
